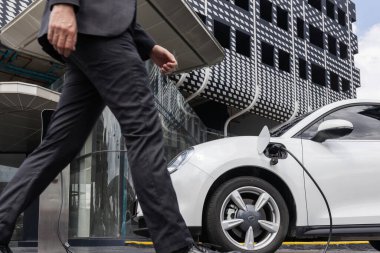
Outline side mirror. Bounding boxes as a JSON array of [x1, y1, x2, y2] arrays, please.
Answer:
[[312, 119, 354, 143]]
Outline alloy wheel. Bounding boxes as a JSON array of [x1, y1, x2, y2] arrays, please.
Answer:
[[219, 186, 281, 251]]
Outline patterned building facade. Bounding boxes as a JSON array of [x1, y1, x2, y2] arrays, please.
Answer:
[[179, 0, 360, 123], [0, 0, 30, 27]]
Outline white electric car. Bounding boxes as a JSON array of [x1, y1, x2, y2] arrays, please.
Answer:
[[136, 99, 380, 253]]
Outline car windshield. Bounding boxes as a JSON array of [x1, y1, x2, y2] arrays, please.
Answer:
[[270, 111, 313, 137]]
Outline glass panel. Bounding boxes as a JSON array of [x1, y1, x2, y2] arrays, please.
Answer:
[[69, 108, 128, 238], [146, 62, 208, 160], [69, 150, 128, 238], [0, 154, 26, 241]]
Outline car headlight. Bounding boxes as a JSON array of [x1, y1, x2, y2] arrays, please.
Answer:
[[167, 147, 194, 174]]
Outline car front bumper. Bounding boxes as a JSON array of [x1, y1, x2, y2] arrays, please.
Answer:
[[132, 162, 212, 236]]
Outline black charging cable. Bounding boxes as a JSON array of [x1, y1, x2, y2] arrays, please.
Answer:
[[57, 172, 74, 253], [280, 147, 332, 253]]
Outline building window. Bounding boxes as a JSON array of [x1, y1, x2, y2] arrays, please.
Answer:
[[311, 63, 326, 86], [342, 77, 350, 92], [338, 8, 346, 26], [278, 49, 290, 72], [297, 18, 305, 39], [214, 20, 231, 49], [261, 41, 275, 67], [309, 25, 324, 49], [330, 71, 339, 91], [236, 30, 251, 57], [260, 0, 273, 23], [299, 58, 307, 80], [277, 6, 288, 31], [328, 35, 337, 55], [340, 42, 348, 59], [196, 12, 206, 24], [326, 0, 335, 20], [235, 0, 249, 11], [308, 0, 322, 11]]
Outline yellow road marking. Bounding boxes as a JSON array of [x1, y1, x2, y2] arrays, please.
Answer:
[[125, 241, 369, 246], [125, 241, 153, 245], [282, 241, 369, 245]]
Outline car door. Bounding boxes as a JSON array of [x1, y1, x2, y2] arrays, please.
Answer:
[[298, 103, 380, 226]]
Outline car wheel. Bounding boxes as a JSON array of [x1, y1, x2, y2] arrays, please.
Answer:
[[370, 241, 380, 251], [205, 176, 289, 253]]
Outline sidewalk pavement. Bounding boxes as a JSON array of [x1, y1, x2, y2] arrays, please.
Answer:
[[9, 243, 377, 253]]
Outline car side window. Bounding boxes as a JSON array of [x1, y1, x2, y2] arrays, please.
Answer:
[[301, 105, 380, 140]]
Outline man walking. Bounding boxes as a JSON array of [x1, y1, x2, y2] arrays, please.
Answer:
[[0, 0, 240, 253]]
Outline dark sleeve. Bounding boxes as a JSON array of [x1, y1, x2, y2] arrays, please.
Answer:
[[132, 23, 157, 61], [48, 0, 80, 12]]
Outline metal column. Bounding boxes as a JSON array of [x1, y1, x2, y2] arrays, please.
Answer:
[[38, 168, 70, 253], [38, 110, 70, 253]]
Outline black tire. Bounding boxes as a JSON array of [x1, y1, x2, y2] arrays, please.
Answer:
[[205, 176, 289, 253], [370, 241, 380, 251]]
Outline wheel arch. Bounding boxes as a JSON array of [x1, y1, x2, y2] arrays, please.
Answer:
[[201, 166, 298, 239]]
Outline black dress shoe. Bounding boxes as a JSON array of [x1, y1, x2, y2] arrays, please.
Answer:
[[0, 245, 12, 253], [187, 244, 240, 253]]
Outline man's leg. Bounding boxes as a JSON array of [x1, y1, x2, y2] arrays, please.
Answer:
[[68, 32, 194, 253], [0, 63, 105, 244]]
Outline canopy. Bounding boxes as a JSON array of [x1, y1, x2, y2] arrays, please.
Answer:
[[0, 82, 59, 153], [0, 0, 224, 73]]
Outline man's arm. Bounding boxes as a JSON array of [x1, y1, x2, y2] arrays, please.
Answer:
[[133, 23, 178, 74], [133, 23, 157, 61]]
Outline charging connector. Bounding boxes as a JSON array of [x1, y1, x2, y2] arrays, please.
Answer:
[[263, 143, 287, 165]]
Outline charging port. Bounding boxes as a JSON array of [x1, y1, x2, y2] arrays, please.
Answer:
[[264, 143, 288, 165]]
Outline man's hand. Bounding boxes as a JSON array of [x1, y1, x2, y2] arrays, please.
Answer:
[[150, 45, 178, 74], [48, 4, 77, 58]]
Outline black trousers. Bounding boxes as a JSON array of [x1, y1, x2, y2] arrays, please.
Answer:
[[0, 30, 193, 253]]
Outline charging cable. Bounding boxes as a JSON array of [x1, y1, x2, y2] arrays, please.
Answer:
[[280, 147, 332, 253]]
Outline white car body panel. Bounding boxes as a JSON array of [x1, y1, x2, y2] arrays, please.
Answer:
[[174, 136, 309, 227], [170, 162, 214, 226], [302, 139, 380, 225]]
